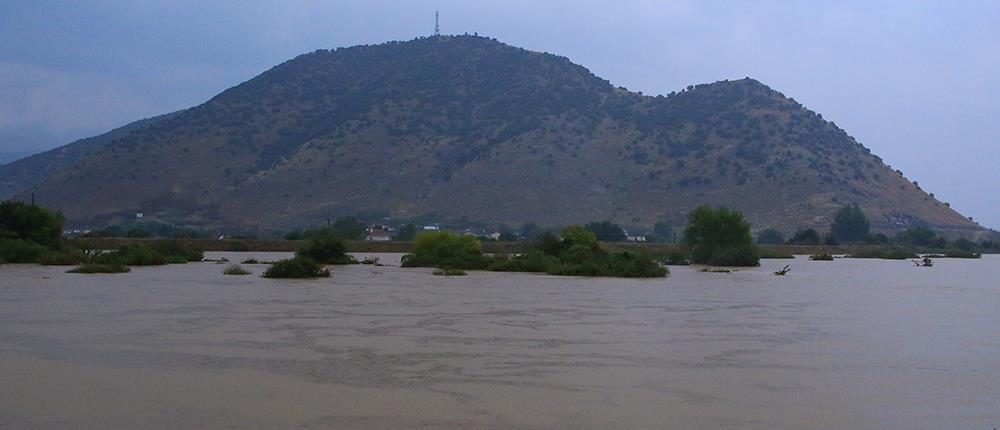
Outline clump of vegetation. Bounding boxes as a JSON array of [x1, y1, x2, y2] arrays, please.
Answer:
[[683, 206, 759, 266], [149, 242, 204, 262], [67, 262, 130, 274], [401, 231, 489, 269], [0, 200, 67, 263], [223, 264, 252, 275], [432, 268, 467, 276], [830, 204, 870, 243], [490, 227, 667, 278], [487, 249, 559, 272], [787, 228, 821, 245], [700, 268, 732, 273], [39, 248, 87, 265], [583, 220, 626, 242], [360, 256, 380, 265], [848, 248, 918, 260], [810, 254, 834, 261], [241, 258, 260, 264], [0, 238, 49, 263], [262, 257, 331, 278], [114, 244, 168, 266], [296, 233, 355, 264], [755, 228, 785, 245]]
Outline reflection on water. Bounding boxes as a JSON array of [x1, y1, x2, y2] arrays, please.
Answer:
[[0, 253, 998, 429]]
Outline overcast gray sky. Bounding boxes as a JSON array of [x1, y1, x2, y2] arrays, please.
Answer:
[[1, 0, 998, 228]]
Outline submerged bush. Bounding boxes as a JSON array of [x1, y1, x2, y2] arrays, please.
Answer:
[[360, 256, 380, 265], [223, 264, 252, 275], [432, 268, 467, 276], [810, 254, 834, 261], [263, 257, 330, 278], [241, 258, 260, 264], [67, 262, 130, 274], [296, 234, 354, 264], [401, 231, 488, 269]]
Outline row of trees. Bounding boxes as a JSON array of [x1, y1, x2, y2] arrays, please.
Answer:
[[755, 204, 991, 251]]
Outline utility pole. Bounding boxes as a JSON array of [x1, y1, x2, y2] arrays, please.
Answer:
[[434, 10, 440, 36]]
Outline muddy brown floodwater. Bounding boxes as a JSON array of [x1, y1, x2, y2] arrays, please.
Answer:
[[1, 253, 998, 429]]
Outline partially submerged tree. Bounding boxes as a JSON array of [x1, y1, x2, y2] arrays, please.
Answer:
[[683, 206, 759, 266]]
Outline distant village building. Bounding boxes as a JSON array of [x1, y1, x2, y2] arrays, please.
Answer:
[[135, 212, 143, 219], [423, 223, 440, 231], [365, 227, 392, 242], [626, 235, 647, 242]]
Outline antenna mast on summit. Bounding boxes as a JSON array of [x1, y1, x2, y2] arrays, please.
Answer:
[[434, 10, 440, 36]]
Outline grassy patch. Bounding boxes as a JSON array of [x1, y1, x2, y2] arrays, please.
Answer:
[[223, 264, 252, 275]]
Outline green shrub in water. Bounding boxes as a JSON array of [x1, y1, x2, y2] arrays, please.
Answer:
[[223, 264, 252, 275], [401, 231, 488, 269], [263, 257, 331, 278], [809, 254, 834, 261], [296, 234, 354, 264]]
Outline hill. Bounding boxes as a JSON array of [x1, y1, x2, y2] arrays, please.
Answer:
[[0, 112, 178, 199], [14, 35, 987, 237]]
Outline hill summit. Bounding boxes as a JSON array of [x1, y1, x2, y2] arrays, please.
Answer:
[[5, 35, 985, 236]]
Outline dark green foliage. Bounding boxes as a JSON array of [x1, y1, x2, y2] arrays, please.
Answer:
[[950, 238, 976, 251], [433, 268, 467, 276], [296, 234, 354, 264], [223, 264, 252, 275], [755, 228, 785, 245], [683, 206, 759, 266], [487, 249, 559, 273], [584, 221, 626, 242], [894, 227, 945, 248], [394, 224, 417, 241], [401, 231, 488, 269], [660, 251, 691, 266], [810, 254, 834, 261], [650, 222, 675, 243], [39, 248, 86, 265], [0, 200, 64, 248], [519, 222, 540, 240], [865, 233, 889, 244], [787, 229, 821, 245], [126, 228, 151, 238], [489, 226, 666, 277], [496, 224, 518, 241], [115, 244, 167, 266], [263, 257, 331, 278], [149, 242, 204, 262], [830, 204, 870, 243], [848, 248, 918, 259], [0, 239, 48, 263], [331, 216, 367, 240], [67, 262, 130, 274]]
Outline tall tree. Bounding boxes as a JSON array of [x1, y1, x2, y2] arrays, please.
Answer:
[[830, 204, 870, 243]]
